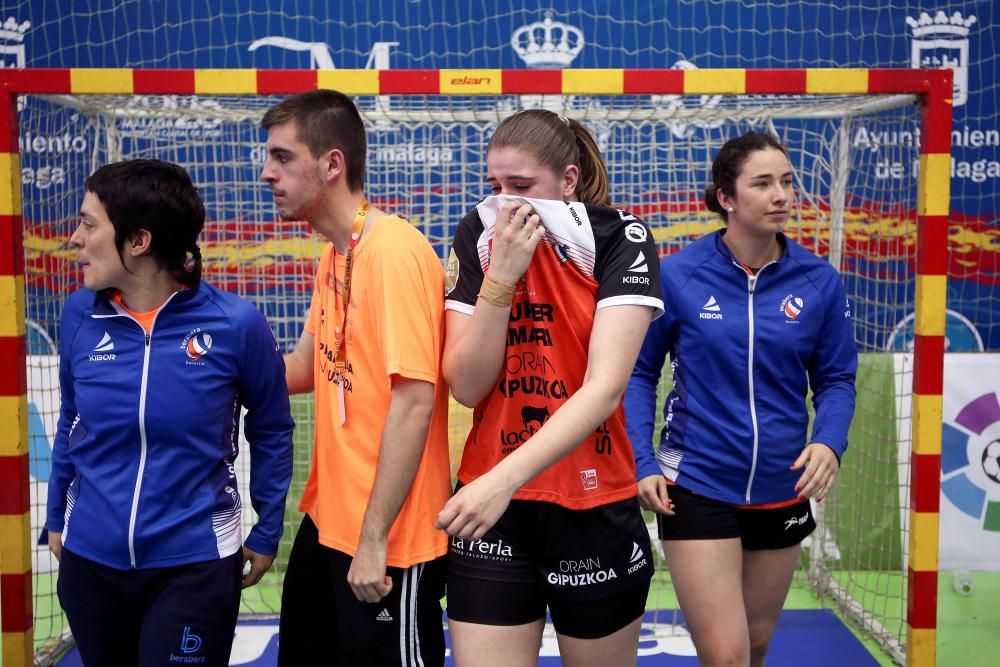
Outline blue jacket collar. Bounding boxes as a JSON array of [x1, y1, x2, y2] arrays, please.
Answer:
[[713, 229, 789, 267], [89, 281, 202, 316]]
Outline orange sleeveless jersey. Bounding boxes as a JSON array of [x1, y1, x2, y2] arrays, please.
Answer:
[[445, 198, 663, 510], [300, 215, 451, 568]]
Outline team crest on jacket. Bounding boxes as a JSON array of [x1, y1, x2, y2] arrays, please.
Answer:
[[181, 328, 213, 363], [780, 295, 804, 322]]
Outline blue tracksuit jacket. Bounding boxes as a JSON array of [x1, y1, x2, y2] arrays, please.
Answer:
[[624, 231, 857, 505], [46, 282, 294, 569]]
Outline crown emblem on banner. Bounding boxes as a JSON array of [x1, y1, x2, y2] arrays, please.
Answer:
[[905, 10, 977, 38], [0, 17, 30, 43], [511, 12, 584, 68]]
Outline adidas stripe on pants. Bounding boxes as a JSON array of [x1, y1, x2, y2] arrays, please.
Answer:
[[278, 515, 446, 667]]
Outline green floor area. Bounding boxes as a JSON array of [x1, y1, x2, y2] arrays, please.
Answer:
[[935, 571, 1000, 667], [552, 570, 999, 666], [787, 571, 1000, 666]]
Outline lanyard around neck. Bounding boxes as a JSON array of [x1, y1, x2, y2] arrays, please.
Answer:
[[332, 199, 369, 381]]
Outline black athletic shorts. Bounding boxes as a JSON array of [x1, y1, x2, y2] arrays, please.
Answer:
[[279, 515, 447, 667], [446, 490, 653, 639], [656, 484, 815, 550]]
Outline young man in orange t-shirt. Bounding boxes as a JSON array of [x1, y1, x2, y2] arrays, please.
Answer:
[[261, 90, 451, 667]]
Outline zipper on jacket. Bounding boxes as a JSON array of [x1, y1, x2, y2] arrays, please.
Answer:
[[124, 294, 180, 567], [94, 292, 180, 568], [744, 273, 760, 504], [736, 260, 776, 504], [127, 331, 152, 568]]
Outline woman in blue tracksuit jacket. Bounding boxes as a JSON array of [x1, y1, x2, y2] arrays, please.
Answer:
[[46, 159, 294, 667], [624, 132, 857, 666]]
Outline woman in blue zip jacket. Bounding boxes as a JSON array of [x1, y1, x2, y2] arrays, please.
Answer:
[[46, 159, 294, 667], [624, 132, 857, 667]]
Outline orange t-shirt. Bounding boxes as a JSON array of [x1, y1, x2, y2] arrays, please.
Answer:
[[299, 215, 451, 567]]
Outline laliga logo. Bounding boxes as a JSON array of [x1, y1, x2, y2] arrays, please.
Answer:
[[942, 392, 1000, 532], [781, 295, 804, 321], [511, 12, 584, 69], [906, 10, 977, 107]]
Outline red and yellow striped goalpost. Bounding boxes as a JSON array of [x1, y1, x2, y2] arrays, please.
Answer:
[[908, 70, 952, 667], [0, 84, 31, 667], [0, 67, 951, 666]]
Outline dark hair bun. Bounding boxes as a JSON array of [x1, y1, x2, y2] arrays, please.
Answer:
[[704, 184, 726, 215]]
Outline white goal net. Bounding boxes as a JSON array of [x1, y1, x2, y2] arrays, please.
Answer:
[[19, 89, 921, 664]]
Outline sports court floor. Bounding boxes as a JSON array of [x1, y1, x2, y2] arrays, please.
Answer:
[[52, 574, 999, 666], [52, 610, 874, 667]]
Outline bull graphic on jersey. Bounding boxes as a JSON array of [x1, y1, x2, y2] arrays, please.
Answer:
[[521, 404, 551, 429]]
